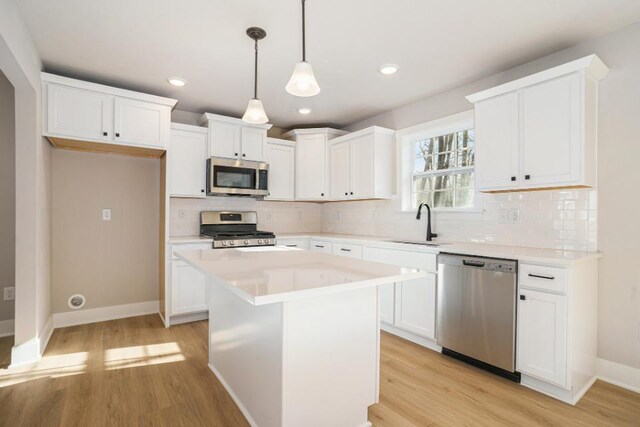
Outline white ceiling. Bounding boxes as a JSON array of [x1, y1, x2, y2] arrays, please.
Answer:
[[18, 0, 640, 128]]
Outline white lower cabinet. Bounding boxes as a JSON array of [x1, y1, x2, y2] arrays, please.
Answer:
[[169, 243, 210, 320], [276, 237, 310, 250], [394, 274, 437, 340], [517, 288, 567, 386], [363, 246, 437, 340], [171, 260, 208, 315], [332, 242, 363, 259]]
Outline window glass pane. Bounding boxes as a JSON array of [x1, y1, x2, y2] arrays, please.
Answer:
[[433, 190, 454, 208], [455, 172, 474, 189], [415, 139, 434, 157], [455, 189, 474, 208], [413, 177, 433, 192], [414, 191, 433, 207], [458, 149, 475, 167]]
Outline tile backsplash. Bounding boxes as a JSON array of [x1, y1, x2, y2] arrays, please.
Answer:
[[169, 197, 322, 236], [321, 189, 597, 252]]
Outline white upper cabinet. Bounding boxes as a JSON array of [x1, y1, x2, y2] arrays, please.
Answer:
[[467, 55, 609, 192], [170, 123, 208, 198], [264, 138, 295, 201], [42, 73, 176, 149], [284, 128, 347, 201], [114, 98, 169, 148], [328, 126, 395, 201], [241, 127, 266, 161], [46, 84, 113, 142], [329, 141, 350, 200], [474, 92, 520, 191], [200, 113, 271, 162]]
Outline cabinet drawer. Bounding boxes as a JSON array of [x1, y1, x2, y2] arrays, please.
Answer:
[[171, 243, 212, 259], [364, 247, 436, 271], [333, 242, 363, 259], [277, 238, 310, 250], [519, 264, 568, 294], [310, 240, 333, 254]]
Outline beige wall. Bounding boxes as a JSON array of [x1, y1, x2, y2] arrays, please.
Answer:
[[52, 150, 159, 313], [0, 70, 15, 323], [346, 22, 640, 371]]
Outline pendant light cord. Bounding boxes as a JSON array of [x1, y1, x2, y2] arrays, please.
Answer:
[[254, 38, 258, 99], [302, 0, 306, 61]]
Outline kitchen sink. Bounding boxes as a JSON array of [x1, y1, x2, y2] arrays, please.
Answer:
[[387, 240, 447, 247]]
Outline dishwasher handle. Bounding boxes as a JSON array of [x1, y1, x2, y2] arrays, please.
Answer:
[[463, 260, 486, 268]]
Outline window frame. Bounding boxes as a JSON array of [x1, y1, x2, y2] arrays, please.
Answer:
[[397, 110, 479, 212]]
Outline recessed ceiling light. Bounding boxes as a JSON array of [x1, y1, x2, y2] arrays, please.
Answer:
[[378, 64, 399, 75], [298, 107, 312, 115], [167, 77, 187, 87]]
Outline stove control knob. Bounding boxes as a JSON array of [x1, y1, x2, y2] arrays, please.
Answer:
[[244, 240, 249, 245], [265, 239, 270, 244], [258, 239, 263, 244], [229, 241, 235, 246], [222, 241, 227, 247]]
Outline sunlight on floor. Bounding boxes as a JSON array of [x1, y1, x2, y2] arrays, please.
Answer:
[[0, 351, 88, 388], [104, 342, 185, 370]]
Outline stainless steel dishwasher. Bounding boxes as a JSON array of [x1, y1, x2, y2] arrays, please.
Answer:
[[437, 253, 519, 381]]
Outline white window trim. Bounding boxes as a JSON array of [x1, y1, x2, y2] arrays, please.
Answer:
[[396, 110, 480, 212]]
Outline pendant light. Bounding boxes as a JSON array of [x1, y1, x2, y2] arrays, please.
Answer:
[[242, 27, 269, 124], [286, 0, 321, 97]]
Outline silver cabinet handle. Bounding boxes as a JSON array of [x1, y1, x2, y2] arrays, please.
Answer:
[[315, 245, 325, 248], [285, 244, 297, 247], [340, 248, 351, 252], [528, 273, 555, 280]]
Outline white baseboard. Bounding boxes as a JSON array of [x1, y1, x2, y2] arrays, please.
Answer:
[[380, 323, 442, 353], [53, 300, 159, 328], [10, 315, 53, 367], [0, 319, 14, 337], [169, 310, 208, 326], [597, 357, 640, 394]]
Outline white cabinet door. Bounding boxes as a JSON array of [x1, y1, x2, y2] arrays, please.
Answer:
[[277, 237, 310, 250], [209, 122, 241, 159], [170, 128, 208, 198], [379, 284, 395, 325], [241, 127, 265, 162], [47, 84, 113, 142], [264, 142, 295, 201], [332, 242, 363, 259], [329, 141, 350, 200], [394, 273, 436, 339], [310, 240, 333, 253], [517, 288, 567, 386], [349, 135, 374, 199], [114, 98, 168, 148], [171, 261, 208, 315], [521, 73, 581, 187], [296, 134, 327, 200], [475, 92, 520, 191]]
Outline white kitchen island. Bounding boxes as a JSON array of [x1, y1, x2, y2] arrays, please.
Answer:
[[175, 246, 428, 427]]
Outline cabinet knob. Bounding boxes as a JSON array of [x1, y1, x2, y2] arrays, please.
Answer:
[[103, 132, 108, 136], [525, 174, 531, 180], [242, 153, 246, 157], [115, 133, 120, 137], [345, 192, 348, 196], [520, 295, 526, 300], [235, 152, 238, 156], [511, 176, 516, 181], [321, 193, 324, 196], [201, 189, 205, 193], [350, 192, 353, 195]]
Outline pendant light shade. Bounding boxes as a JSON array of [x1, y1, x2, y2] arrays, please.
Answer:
[[286, 0, 320, 97], [243, 27, 269, 124], [242, 98, 268, 124], [286, 61, 320, 97]]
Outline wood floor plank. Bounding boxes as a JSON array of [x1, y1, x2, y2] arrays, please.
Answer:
[[0, 317, 638, 426]]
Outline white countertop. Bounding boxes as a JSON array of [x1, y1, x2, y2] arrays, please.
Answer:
[[277, 233, 601, 266], [169, 235, 213, 244], [175, 246, 427, 305]]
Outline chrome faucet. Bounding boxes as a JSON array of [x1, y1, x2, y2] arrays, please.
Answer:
[[416, 203, 438, 241]]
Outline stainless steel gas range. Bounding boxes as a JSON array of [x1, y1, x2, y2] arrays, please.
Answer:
[[200, 211, 275, 249]]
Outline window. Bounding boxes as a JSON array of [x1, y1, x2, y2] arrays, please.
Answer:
[[411, 128, 475, 209]]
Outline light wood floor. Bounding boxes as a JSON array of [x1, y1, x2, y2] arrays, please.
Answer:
[[0, 316, 638, 427]]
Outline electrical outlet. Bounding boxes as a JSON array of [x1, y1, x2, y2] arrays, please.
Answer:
[[499, 209, 509, 224], [3, 287, 15, 301], [102, 208, 111, 221], [510, 208, 520, 223], [336, 212, 342, 221], [267, 212, 272, 221], [178, 209, 186, 220]]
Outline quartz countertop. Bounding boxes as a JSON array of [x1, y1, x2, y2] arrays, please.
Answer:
[[174, 246, 427, 305], [276, 233, 601, 266], [169, 235, 213, 244]]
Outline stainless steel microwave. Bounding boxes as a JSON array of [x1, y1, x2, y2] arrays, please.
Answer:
[[206, 157, 269, 197]]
